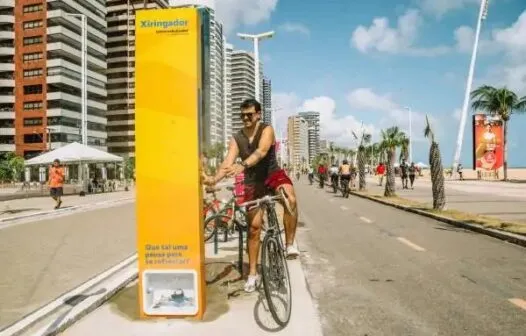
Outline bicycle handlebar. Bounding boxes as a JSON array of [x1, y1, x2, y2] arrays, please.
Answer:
[[239, 194, 283, 208]]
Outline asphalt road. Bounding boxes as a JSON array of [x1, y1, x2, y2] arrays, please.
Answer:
[[295, 178, 526, 336], [0, 203, 136, 330]]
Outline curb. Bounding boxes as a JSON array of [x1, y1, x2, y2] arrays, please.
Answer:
[[1, 255, 138, 336], [0, 197, 135, 224], [314, 177, 526, 248], [349, 190, 526, 248], [40, 270, 138, 336]]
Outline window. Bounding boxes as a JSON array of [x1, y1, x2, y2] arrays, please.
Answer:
[[23, 4, 43, 13], [23, 20, 43, 30], [23, 85, 42, 95], [23, 101, 43, 110], [23, 36, 42, 46], [23, 52, 43, 62], [24, 133, 43, 144], [23, 117, 43, 126], [23, 68, 43, 78]]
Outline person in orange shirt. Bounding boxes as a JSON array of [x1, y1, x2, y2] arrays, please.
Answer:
[[48, 159, 65, 209]]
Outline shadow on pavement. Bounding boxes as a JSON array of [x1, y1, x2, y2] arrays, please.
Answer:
[[0, 207, 40, 214], [253, 293, 286, 332]]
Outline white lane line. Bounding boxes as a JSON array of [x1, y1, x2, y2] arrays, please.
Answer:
[[359, 216, 372, 223], [396, 237, 426, 252], [340, 205, 348, 211], [509, 298, 526, 311]]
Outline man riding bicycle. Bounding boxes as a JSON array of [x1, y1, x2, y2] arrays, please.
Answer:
[[329, 163, 339, 188], [204, 98, 299, 293], [339, 159, 352, 196]]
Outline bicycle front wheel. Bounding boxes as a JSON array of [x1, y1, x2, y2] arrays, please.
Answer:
[[203, 214, 227, 242], [261, 234, 292, 327]]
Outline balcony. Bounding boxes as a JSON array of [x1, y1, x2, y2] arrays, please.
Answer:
[[47, 42, 106, 70], [0, 0, 14, 8], [0, 43, 14, 55], [0, 110, 14, 119], [0, 78, 13, 87], [0, 95, 13, 103], [0, 143, 14, 152], [47, 9, 106, 43], [0, 62, 13, 71]]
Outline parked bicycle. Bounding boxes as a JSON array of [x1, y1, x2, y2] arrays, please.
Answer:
[[203, 182, 247, 242]]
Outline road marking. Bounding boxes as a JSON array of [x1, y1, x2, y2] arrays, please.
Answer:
[[340, 205, 348, 211], [396, 237, 426, 252], [359, 216, 372, 223], [509, 298, 526, 311]]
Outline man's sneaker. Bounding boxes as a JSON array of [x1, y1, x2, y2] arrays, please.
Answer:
[[244, 274, 260, 293], [286, 245, 300, 259]]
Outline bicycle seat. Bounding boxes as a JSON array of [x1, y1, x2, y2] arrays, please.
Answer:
[[226, 186, 235, 191]]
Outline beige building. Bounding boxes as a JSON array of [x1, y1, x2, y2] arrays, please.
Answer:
[[287, 115, 308, 169]]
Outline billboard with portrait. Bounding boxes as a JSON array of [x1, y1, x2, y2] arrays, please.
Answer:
[[472, 114, 504, 171]]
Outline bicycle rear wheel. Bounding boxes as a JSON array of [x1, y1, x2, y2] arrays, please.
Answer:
[[261, 234, 292, 327], [203, 214, 227, 242]]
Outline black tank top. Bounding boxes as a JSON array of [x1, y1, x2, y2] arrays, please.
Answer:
[[233, 123, 279, 184]]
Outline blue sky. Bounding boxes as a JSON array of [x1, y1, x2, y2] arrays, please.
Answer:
[[216, 0, 526, 167]]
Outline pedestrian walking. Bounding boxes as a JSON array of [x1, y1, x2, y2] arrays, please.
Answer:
[[48, 159, 64, 209], [376, 162, 385, 186], [408, 162, 416, 189], [400, 159, 409, 189]]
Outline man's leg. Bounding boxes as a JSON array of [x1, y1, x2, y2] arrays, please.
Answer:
[[278, 184, 299, 258], [247, 207, 264, 277]]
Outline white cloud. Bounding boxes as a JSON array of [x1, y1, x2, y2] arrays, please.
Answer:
[[417, 0, 479, 17], [279, 22, 310, 36], [492, 10, 526, 62], [214, 0, 278, 34], [272, 88, 440, 147], [272, 93, 376, 147], [346, 88, 439, 142], [351, 9, 449, 56]]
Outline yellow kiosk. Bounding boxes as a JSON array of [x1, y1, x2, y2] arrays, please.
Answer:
[[134, 8, 206, 319]]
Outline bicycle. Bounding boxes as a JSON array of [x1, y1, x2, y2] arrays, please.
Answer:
[[240, 188, 292, 327], [203, 183, 247, 242]]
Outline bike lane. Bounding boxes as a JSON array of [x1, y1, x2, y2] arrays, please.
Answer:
[[60, 204, 323, 336]]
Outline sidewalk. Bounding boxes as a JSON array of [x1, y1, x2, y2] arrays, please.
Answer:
[[365, 177, 526, 224], [0, 189, 135, 222], [62, 205, 323, 336]]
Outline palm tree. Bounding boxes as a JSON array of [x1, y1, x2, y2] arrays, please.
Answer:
[[470, 85, 526, 180], [424, 115, 446, 210], [398, 136, 410, 163], [381, 127, 407, 197], [353, 132, 371, 191]]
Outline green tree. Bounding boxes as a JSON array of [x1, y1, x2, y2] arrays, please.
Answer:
[[124, 157, 135, 180], [424, 115, 446, 210], [353, 131, 371, 191], [380, 127, 407, 197], [470, 85, 526, 180]]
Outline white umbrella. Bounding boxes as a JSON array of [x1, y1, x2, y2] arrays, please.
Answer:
[[415, 162, 428, 168]]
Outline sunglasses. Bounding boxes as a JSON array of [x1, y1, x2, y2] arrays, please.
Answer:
[[240, 112, 256, 120]]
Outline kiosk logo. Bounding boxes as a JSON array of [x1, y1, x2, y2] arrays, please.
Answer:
[[139, 19, 188, 29]]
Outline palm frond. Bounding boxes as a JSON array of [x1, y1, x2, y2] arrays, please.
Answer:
[[424, 115, 434, 143]]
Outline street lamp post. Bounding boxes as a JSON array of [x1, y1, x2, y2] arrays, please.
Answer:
[[237, 31, 274, 102], [405, 106, 413, 163], [452, 0, 489, 175], [64, 12, 88, 146]]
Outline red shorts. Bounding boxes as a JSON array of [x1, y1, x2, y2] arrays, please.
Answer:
[[240, 169, 292, 204]]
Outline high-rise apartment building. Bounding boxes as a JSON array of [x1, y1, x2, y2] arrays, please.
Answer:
[[106, 0, 169, 159], [2, 0, 108, 159], [287, 115, 308, 169], [262, 77, 271, 125], [230, 50, 255, 134], [223, 42, 233, 145], [298, 111, 320, 163], [169, 0, 225, 148]]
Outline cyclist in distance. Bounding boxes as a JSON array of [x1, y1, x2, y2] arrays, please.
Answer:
[[339, 159, 352, 196], [203, 98, 300, 293], [329, 163, 339, 191]]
